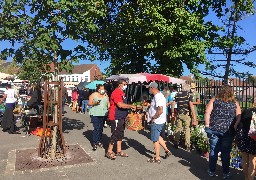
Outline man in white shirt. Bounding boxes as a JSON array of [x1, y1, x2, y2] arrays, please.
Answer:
[[0, 84, 19, 134], [0, 84, 16, 109], [147, 82, 171, 164]]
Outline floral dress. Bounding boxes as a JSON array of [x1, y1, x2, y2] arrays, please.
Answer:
[[236, 108, 256, 155]]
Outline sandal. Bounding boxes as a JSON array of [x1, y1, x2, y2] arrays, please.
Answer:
[[105, 152, 116, 160], [147, 157, 161, 164], [165, 150, 172, 158], [116, 151, 129, 157]]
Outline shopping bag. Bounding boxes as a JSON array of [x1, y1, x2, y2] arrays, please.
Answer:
[[248, 111, 256, 140]]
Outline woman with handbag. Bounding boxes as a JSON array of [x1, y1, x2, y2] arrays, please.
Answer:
[[204, 85, 241, 179]]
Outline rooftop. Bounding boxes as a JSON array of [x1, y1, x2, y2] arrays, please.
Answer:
[[58, 64, 96, 75]]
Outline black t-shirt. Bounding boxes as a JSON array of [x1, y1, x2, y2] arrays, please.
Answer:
[[84, 91, 89, 100], [78, 90, 90, 100]]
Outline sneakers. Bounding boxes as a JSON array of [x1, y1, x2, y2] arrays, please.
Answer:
[[223, 172, 230, 179], [207, 170, 230, 178], [92, 144, 97, 151], [207, 170, 215, 177]]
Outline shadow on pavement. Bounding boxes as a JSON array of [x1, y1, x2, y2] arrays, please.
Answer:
[[125, 137, 154, 158], [139, 129, 243, 179], [83, 130, 109, 150], [62, 117, 85, 133], [83, 130, 153, 158], [137, 129, 151, 139], [169, 144, 244, 180]]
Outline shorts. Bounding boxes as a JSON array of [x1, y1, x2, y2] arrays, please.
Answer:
[[151, 123, 164, 142], [110, 119, 125, 144]]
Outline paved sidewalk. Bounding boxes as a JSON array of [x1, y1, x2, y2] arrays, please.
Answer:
[[0, 107, 244, 180]]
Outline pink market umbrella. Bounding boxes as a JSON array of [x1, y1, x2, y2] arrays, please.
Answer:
[[169, 77, 186, 85], [119, 74, 147, 84], [140, 73, 170, 83]]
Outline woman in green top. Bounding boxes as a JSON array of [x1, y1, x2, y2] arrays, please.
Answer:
[[88, 84, 109, 151]]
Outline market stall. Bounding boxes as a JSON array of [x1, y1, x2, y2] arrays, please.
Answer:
[[105, 73, 185, 103], [105, 73, 186, 131]]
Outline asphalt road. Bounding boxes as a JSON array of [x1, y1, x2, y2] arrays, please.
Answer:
[[0, 106, 244, 180]]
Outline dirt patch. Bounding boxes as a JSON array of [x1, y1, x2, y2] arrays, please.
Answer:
[[15, 144, 93, 171]]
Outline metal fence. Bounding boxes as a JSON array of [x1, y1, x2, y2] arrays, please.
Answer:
[[186, 78, 256, 115]]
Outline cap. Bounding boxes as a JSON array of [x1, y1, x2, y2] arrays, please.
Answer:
[[147, 82, 158, 89], [190, 83, 197, 89]]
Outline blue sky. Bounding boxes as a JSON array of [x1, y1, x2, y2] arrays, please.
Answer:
[[1, 4, 255, 77]]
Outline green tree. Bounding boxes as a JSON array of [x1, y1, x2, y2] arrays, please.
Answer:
[[0, 60, 19, 75], [0, 0, 105, 158], [202, 0, 255, 82], [248, 75, 256, 85], [0, 0, 105, 79], [91, 0, 222, 77]]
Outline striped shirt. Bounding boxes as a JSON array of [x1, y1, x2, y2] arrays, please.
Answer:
[[174, 91, 193, 114]]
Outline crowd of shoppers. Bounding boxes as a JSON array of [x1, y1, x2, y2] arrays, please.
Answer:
[[1, 79, 256, 180]]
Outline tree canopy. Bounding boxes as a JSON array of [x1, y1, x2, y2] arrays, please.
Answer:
[[90, 0, 232, 77], [0, 0, 105, 82], [0, 0, 255, 81], [197, 0, 256, 81]]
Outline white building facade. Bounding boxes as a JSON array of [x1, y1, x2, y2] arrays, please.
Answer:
[[58, 64, 102, 86]]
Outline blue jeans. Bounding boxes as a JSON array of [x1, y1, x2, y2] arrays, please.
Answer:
[[206, 128, 234, 174], [91, 116, 105, 145], [5, 103, 15, 110], [82, 100, 88, 113]]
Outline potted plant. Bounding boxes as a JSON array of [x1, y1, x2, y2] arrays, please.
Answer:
[[190, 126, 201, 150], [195, 129, 209, 157], [201, 138, 210, 158], [167, 124, 176, 142]]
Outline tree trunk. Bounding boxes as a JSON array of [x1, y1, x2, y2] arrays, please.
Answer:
[[223, 10, 238, 84]]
